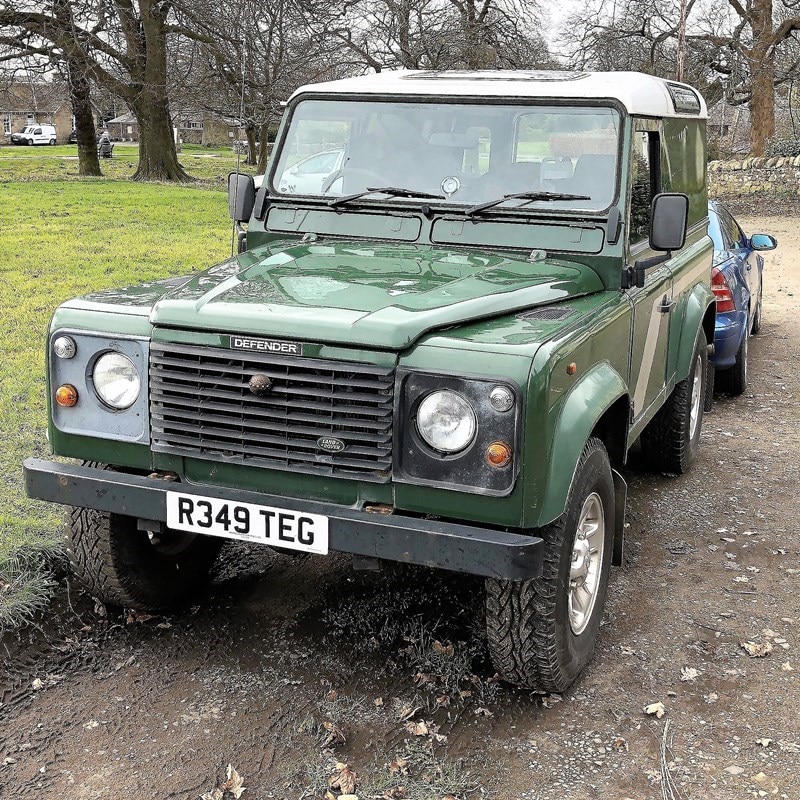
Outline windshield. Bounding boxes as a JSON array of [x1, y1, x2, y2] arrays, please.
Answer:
[[271, 99, 620, 212]]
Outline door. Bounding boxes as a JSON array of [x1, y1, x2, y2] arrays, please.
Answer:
[[718, 203, 756, 323], [626, 124, 674, 422]]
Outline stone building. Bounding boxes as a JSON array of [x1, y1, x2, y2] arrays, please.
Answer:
[[1, 82, 73, 144]]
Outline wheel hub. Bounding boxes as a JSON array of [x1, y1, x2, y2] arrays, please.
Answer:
[[568, 492, 605, 636]]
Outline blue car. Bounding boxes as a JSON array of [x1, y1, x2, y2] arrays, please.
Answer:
[[708, 201, 777, 395]]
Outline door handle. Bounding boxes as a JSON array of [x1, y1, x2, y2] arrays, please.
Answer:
[[659, 296, 675, 313]]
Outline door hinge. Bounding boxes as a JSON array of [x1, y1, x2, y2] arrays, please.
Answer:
[[658, 295, 675, 313]]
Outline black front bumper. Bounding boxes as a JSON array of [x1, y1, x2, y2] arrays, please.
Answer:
[[23, 458, 543, 580]]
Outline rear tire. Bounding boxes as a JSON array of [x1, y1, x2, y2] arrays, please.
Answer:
[[67, 463, 222, 611], [640, 328, 707, 474], [485, 438, 614, 692], [716, 328, 748, 396]]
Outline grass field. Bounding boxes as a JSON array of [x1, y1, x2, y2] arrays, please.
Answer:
[[0, 147, 244, 628]]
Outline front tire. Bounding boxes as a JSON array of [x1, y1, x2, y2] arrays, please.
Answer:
[[640, 329, 707, 474], [67, 464, 222, 611], [485, 438, 614, 692]]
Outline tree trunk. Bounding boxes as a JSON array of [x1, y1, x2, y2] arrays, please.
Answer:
[[69, 65, 101, 177], [131, 1, 191, 182], [52, 0, 100, 176], [748, 0, 776, 156], [131, 93, 191, 182], [244, 126, 258, 166], [257, 122, 271, 174]]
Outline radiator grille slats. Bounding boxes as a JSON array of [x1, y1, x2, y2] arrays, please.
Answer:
[[149, 342, 395, 482]]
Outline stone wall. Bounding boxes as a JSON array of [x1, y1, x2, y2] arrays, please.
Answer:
[[708, 156, 800, 196]]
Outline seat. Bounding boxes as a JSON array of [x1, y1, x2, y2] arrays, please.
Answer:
[[569, 154, 616, 205]]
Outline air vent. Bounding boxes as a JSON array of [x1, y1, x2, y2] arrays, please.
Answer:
[[517, 306, 576, 322]]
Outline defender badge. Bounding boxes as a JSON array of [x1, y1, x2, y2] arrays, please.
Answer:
[[317, 436, 346, 453], [248, 374, 273, 396]]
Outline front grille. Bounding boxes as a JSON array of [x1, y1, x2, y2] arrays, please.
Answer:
[[150, 342, 395, 482]]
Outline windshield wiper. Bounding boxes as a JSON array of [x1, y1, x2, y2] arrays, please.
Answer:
[[465, 191, 591, 218], [329, 186, 445, 209]]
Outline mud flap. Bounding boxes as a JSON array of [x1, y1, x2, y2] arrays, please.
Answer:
[[611, 468, 627, 566], [704, 354, 715, 412]]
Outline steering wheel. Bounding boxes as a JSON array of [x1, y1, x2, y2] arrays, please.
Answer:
[[321, 167, 388, 194]]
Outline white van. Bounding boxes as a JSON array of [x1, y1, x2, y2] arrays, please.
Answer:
[[10, 124, 57, 146]]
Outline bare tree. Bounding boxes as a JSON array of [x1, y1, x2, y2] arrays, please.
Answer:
[[562, 0, 800, 155], [304, 0, 551, 73], [0, 0, 222, 181]]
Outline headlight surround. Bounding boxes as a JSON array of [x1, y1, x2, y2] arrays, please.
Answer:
[[92, 352, 141, 409], [416, 390, 477, 454]]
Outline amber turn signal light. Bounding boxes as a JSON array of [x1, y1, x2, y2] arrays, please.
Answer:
[[486, 441, 512, 468], [55, 384, 78, 407]]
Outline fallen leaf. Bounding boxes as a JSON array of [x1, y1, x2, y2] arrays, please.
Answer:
[[778, 740, 800, 753], [620, 646, 637, 656], [388, 756, 409, 775], [329, 762, 357, 795], [374, 697, 384, 707], [435, 695, 450, 707], [326, 690, 339, 702], [221, 764, 246, 799], [612, 736, 629, 752], [83, 720, 99, 730], [458, 690, 473, 699], [320, 720, 346, 748], [541, 694, 562, 709], [733, 576, 750, 583], [746, 566, 761, 573], [474, 706, 494, 718], [405, 720, 429, 736], [397, 705, 423, 722], [781, 662, 794, 672], [724, 765, 745, 775], [704, 692, 719, 704], [432, 640, 454, 657], [381, 789, 406, 799], [740, 640, 773, 658], [756, 738, 773, 747], [643, 702, 666, 718], [31, 678, 44, 690], [680, 666, 701, 682], [200, 790, 223, 800]]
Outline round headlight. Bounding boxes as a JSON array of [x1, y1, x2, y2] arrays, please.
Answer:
[[92, 352, 140, 409], [416, 390, 477, 454]]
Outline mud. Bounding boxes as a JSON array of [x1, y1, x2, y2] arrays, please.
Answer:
[[1, 213, 798, 800]]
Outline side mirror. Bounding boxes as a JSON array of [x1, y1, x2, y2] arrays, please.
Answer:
[[750, 233, 777, 251], [228, 172, 255, 222], [650, 192, 689, 251]]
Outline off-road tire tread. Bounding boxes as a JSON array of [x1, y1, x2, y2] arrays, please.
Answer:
[[67, 462, 221, 611], [640, 330, 706, 474], [485, 438, 611, 693]]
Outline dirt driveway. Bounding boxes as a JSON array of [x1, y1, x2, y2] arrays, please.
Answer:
[[1, 214, 798, 800]]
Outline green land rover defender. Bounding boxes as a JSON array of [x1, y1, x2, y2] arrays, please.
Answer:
[[25, 70, 715, 691]]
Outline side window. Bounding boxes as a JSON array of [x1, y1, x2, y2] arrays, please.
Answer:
[[34, 128, 42, 135], [719, 207, 744, 249], [629, 130, 660, 246]]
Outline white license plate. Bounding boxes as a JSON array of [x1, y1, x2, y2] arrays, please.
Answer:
[[166, 491, 329, 555]]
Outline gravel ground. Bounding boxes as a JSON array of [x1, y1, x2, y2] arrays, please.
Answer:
[[0, 212, 797, 800]]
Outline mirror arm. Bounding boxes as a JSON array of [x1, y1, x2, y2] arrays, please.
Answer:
[[622, 251, 671, 290]]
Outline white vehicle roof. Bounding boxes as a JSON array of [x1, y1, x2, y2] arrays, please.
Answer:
[[289, 70, 707, 120]]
